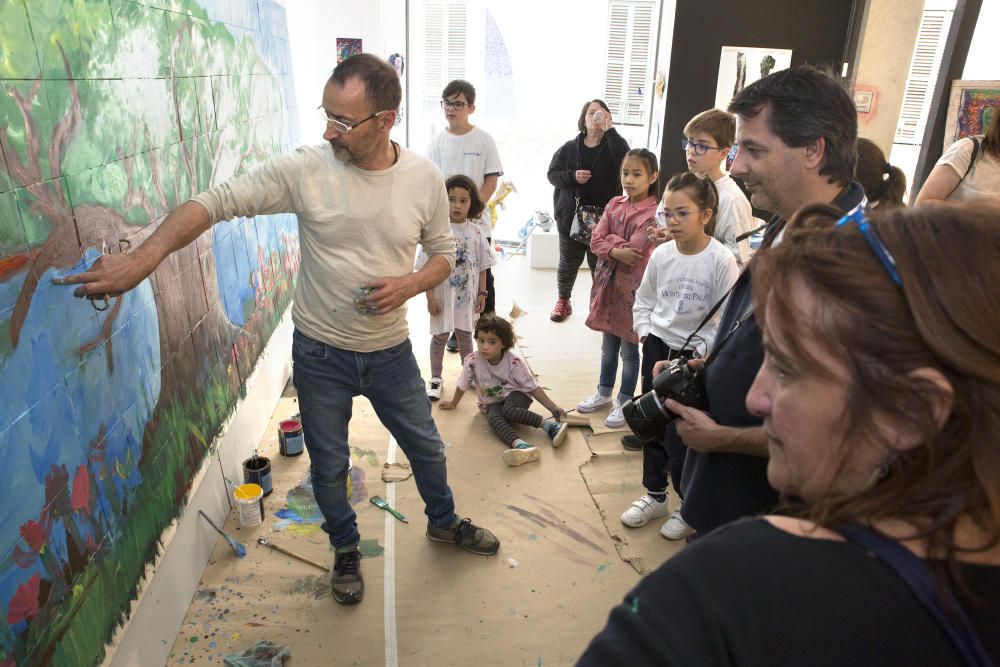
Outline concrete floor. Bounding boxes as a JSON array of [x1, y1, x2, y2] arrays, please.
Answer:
[[166, 251, 685, 666]]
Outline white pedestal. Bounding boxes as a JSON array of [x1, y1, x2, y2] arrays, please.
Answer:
[[529, 230, 560, 269]]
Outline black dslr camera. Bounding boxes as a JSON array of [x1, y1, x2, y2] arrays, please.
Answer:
[[621, 359, 708, 442]]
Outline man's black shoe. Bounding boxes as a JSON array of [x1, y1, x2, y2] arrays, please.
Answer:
[[331, 545, 364, 604]]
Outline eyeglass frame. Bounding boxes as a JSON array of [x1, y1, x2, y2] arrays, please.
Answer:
[[316, 107, 391, 134], [834, 207, 902, 286], [680, 138, 725, 156], [655, 207, 704, 227], [440, 99, 469, 110]]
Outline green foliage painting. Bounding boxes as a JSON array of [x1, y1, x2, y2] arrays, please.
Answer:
[[0, 1, 300, 664]]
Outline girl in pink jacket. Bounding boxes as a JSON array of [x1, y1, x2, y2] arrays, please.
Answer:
[[577, 148, 659, 428]]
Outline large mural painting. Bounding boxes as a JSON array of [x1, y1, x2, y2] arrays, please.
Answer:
[[0, 1, 300, 664]]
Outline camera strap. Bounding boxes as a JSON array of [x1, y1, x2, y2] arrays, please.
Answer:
[[677, 277, 740, 356]]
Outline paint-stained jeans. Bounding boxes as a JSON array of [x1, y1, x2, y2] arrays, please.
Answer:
[[292, 330, 456, 548]]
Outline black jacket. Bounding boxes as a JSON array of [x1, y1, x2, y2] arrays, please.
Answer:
[[547, 128, 630, 236]]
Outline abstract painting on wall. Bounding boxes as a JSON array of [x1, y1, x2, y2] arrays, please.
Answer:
[[714, 46, 793, 111], [336, 38, 363, 64], [944, 80, 1000, 149]]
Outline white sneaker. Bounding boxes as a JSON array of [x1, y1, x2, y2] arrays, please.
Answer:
[[605, 402, 626, 428], [577, 392, 613, 413], [660, 507, 694, 540], [427, 377, 442, 401], [502, 445, 541, 467], [620, 494, 670, 527]]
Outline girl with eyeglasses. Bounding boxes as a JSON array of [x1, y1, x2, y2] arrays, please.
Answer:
[[620, 171, 739, 540]]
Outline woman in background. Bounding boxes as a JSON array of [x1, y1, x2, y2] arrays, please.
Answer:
[[547, 99, 630, 322], [856, 138, 906, 208], [916, 106, 1000, 204]]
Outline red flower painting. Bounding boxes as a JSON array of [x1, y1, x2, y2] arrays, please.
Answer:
[[70, 465, 90, 513], [19, 520, 46, 553], [6, 573, 41, 625]]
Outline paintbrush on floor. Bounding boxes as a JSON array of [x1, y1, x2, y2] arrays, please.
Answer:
[[257, 536, 330, 572], [370, 495, 408, 523], [198, 510, 247, 558]]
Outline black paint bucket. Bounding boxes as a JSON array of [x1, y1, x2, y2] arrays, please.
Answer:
[[243, 455, 272, 497]]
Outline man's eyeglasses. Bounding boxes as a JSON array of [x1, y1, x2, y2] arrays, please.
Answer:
[[440, 100, 468, 110], [316, 108, 388, 134], [834, 208, 902, 286], [680, 139, 723, 156]]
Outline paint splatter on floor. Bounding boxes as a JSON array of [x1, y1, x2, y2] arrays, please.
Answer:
[[273, 469, 369, 534], [286, 574, 330, 600], [358, 538, 383, 558]]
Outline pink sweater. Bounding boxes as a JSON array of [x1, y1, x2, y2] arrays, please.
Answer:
[[585, 195, 658, 343]]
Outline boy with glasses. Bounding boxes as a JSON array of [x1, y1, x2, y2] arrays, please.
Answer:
[[682, 109, 753, 267], [426, 80, 504, 363]]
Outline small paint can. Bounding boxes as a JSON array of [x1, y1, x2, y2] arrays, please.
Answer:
[[279, 419, 304, 456], [243, 455, 272, 497], [234, 483, 264, 527]]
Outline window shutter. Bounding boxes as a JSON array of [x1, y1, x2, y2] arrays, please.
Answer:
[[604, 0, 655, 126], [894, 9, 953, 144], [423, 0, 467, 116]]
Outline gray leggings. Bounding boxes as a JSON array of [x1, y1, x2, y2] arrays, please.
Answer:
[[429, 329, 473, 378], [486, 391, 544, 447]]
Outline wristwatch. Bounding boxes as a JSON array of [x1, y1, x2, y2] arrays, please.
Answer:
[[478, 290, 488, 296]]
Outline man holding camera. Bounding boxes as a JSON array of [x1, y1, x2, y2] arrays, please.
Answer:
[[656, 66, 865, 535]]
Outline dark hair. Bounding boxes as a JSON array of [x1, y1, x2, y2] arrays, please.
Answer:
[[445, 174, 485, 220], [728, 65, 857, 186], [684, 108, 736, 148], [474, 314, 515, 351], [622, 148, 659, 198], [329, 53, 401, 112], [443, 79, 476, 105], [664, 171, 719, 236], [577, 99, 611, 133], [983, 105, 1000, 157], [753, 202, 1000, 566], [856, 138, 906, 208]]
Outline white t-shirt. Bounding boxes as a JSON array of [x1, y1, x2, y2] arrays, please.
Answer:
[[415, 221, 494, 335], [191, 144, 455, 353], [714, 174, 753, 267], [632, 237, 740, 356], [426, 126, 504, 240], [457, 349, 539, 413], [935, 137, 1000, 203]]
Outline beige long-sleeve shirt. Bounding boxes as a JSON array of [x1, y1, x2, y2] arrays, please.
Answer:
[[192, 144, 455, 352]]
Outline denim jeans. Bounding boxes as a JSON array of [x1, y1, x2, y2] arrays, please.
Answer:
[[292, 330, 456, 548], [598, 332, 640, 404]]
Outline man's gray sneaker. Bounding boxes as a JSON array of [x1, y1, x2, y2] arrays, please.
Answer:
[[426, 516, 500, 555], [331, 545, 363, 604]]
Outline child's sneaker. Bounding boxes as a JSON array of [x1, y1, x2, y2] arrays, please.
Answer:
[[605, 401, 626, 428], [543, 419, 568, 447], [577, 392, 613, 413], [427, 377, 442, 401], [660, 507, 695, 540], [426, 516, 500, 555], [501, 442, 540, 466], [620, 494, 670, 527]]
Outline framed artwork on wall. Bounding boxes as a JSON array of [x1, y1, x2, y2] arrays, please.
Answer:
[[714, 46, 793, 111], [944, 80, 1000, 150], [336, 38, 363, 64]]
